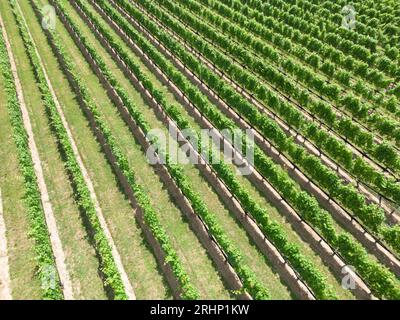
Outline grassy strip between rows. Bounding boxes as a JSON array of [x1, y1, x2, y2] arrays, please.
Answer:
[[9, 0, 129, 299], [31, 0, 203, 300], [126, 0, 400, 252], [56, 0, 273, 299], [0, 12, 63, 300], [72, 0, 339, 300], [93, 0, 400, 299]]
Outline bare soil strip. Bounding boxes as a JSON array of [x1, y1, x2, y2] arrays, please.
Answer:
[[0, 189, 12, 300], [0, 15, 74, 300], [14, 0, 136, 300]]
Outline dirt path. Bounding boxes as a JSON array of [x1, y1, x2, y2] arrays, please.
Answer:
[[0, 189, 12, 300], [14, 0, 136, 299], [17, 1, 136, 300], [0, 14, 74, 300]]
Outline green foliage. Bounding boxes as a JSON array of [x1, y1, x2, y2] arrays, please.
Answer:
[[0, 4, 63, 299], [124, 0, 400, 237], [13, 0, 128, 299], [109, 0, 400, 299], [39, 0, 201, 300]]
